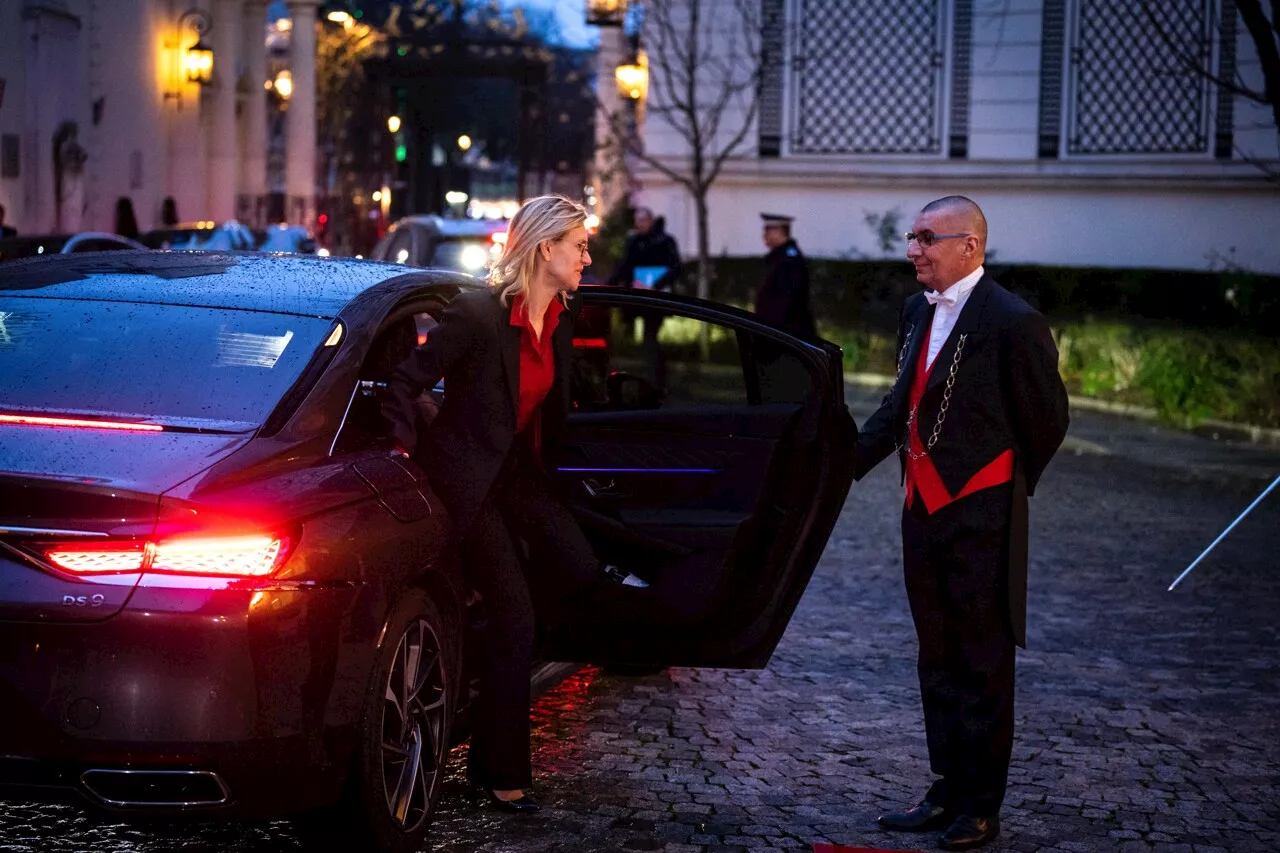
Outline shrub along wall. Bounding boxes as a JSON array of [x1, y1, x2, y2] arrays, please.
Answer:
[[660, 257, 1280, 428]]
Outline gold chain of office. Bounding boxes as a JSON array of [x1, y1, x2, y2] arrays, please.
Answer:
[[898, 332, 968, 461]]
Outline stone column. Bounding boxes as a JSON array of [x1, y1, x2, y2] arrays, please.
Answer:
[[207, 0, 243, 222], [594, 26, 630, 215], [285, 0, 319, 226], [239, 0, 268, 225]]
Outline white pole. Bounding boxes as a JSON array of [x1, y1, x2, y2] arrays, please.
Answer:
[[1168, 474, 1279, 591]]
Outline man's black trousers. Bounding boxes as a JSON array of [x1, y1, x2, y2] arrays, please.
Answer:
[[458, 446, 598, 790], [901, 485, 1016, 818]]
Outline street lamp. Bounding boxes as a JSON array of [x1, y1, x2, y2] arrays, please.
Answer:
[[179, 9, 214, 86], [457, 135, 472, 151], [273, 70, 293, 100], [387, 115, 402, 134], [615, 52, 648, 101], [586, 0, 628, 27]]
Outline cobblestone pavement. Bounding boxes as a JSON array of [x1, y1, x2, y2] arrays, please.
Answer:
[[2, 399, 1278, 853]]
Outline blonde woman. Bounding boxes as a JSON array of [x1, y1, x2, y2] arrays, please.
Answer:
[[381, 195, 600, 812]]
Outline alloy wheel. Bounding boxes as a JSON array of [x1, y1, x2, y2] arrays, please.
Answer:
[[380, 618, 449, 832]]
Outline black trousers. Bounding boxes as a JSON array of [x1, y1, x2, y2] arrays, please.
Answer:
[[901, 485, 1016, 818], [458, 445, 599, 790]]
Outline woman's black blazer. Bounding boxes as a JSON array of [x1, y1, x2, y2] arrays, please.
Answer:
[[381, 287, 580, 535]]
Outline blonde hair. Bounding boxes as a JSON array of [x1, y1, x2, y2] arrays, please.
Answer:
[[488, 195, 587, 305]]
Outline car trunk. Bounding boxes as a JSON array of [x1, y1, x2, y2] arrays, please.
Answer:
[[0, 425, 250, 623]]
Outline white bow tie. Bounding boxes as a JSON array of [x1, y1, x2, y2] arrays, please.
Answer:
[[924, 288, 959, 307]]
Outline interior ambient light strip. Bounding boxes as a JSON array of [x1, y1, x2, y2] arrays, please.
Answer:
[[0, 414, 164, 432]]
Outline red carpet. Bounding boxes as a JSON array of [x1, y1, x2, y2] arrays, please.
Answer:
[[814, 840, 926, 845]]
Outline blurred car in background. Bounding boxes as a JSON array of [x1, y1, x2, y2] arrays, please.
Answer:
[[61, 233, 148, 253], [370, 215, 506, 276], [0, 231, 146, 261], [139, 222, 318, 254]]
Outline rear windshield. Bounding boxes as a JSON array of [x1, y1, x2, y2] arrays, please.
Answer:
[[0, 297, 332, 429]]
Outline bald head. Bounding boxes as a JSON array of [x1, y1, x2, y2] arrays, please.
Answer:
[[921, 196, 987, 251], [907, 196, 988, 292]]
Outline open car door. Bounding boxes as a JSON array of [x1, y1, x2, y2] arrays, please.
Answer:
[[541, 287, 856, 669]]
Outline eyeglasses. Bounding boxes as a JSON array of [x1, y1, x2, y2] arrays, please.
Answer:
[[904, 231, 969, 249], [563, 238, 590, 258]]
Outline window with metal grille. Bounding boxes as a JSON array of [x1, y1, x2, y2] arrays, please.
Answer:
[[1040, 0, 1235, 158], [784, 0, 969, 156]]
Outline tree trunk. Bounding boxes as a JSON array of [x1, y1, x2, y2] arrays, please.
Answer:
[[695, 190, 712, 359], [695, 191, 711, 302]]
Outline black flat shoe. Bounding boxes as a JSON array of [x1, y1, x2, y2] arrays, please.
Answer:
[[485, 789, 541, 813], [878, 800, 952, 831], [938, 815, 999, 850]]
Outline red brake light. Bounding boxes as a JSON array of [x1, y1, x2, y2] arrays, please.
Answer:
[[39, 534, 291, 578], [46, 542, 147, 574], [573, 337, 607, 349], [152, 535, 286, 577], [0, 413, 164, 432]]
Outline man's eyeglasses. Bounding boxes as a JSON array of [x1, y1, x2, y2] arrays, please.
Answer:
[[904, 231, 969, 249]]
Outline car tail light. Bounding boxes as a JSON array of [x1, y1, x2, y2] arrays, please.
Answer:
[[38, 534, 292, 578], [0, 413, 164, 432], [45, 542, 147, 574]]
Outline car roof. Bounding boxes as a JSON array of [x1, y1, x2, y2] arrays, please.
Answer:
[[0, 250, 419, 319], [394, 215, 506, 238]]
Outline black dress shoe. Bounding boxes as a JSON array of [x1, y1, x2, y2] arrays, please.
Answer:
[[878, 800, 951, 831], [938, 815, 999, 850], [485, 789, 541, 813]]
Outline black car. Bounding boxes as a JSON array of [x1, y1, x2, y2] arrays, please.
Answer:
[[0, 251, 855, 852], [370, 215, 506, 275]]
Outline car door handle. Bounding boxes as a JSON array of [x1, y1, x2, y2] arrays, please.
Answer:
[[582, 478, 623, 498]]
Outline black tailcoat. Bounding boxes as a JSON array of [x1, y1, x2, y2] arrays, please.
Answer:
[[854, 276, 1068, 647], [381, 288, 579, 535]]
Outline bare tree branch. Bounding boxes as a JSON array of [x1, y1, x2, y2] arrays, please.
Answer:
[[596, 0, 765, 301], [1138, 0, 1271, 106], [1238, 0, 1280, 132]]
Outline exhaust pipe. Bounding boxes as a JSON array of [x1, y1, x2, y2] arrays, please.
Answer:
[[81, 769, 230, 808]]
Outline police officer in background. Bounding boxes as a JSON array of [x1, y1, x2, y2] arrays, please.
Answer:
[[755, 213, 816, 337]]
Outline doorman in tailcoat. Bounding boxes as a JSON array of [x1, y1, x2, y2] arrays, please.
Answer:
[[854, 196, 1069, 851]]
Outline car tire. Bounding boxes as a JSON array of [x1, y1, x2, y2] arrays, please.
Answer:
[[295, 590, 457, 853]]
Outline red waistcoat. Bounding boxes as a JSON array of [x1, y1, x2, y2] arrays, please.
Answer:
[[904, 324, 1014, 514]]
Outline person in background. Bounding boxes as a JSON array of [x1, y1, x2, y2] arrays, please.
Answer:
[[161, 196, 179, 227], [755, 213, 816, 338], [114, 197, 140, 240], [609, 206, 681, 388]]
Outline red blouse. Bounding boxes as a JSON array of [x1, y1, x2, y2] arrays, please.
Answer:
[[508, 294, 565, 444]]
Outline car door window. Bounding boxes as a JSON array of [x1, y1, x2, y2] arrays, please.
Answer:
[[331, 306, 442, 456], [570, 303, 814, 411]]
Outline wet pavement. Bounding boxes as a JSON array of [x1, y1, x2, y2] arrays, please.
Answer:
[[2, 395, 1278, 853]]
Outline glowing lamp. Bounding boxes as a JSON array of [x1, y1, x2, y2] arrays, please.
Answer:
[[184, 38, 214, 84], [586, 0, 627, 27], [615, 57, 648, 101]]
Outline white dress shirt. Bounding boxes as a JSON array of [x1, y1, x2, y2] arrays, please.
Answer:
[[924, 265, 984, 369]]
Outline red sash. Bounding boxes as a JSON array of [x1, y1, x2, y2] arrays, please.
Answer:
[[905, 325, 1013, 514]]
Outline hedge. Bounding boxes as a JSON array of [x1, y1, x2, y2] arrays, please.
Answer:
[[659, 256, 1280, 429]]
